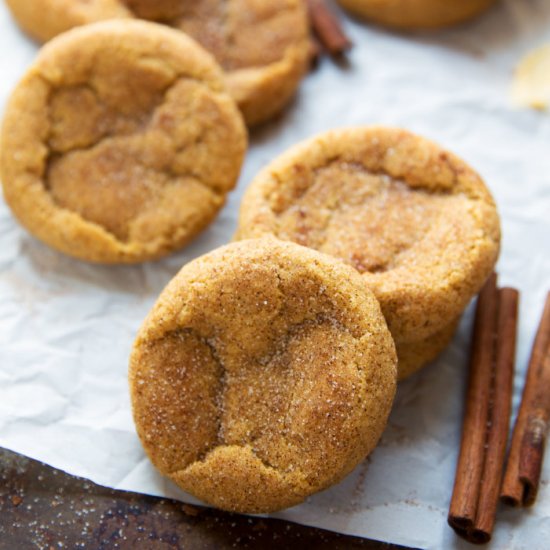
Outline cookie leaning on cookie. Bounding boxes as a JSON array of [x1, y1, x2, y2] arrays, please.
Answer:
[[0, 20, 247, 264], [4, 0, 311, 126], [236, 127, 501, 379], [130, 238, 397, 513], [337, 0, 497, 29]]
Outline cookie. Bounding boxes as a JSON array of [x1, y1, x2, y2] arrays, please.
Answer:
[[5, 0, 310, 126], [1, 21, 247, 264], [396, 318, 458, 380], [129, 238, 397, 513], [236, 127, 500, 375], [511, 43, 550, 111], [337, 0, 496, 29]]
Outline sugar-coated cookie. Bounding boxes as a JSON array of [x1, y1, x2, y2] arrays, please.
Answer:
[[1, 21, 247, 263], [130, 238, 397, 512], [237, 127, 500, 377]]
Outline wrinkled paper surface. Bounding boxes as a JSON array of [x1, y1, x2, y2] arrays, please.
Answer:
[[1, 1, 549, 548]]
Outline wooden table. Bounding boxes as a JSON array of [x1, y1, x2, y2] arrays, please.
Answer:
[[0, 447, 412, 549]]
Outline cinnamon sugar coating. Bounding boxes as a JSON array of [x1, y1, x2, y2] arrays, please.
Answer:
[[1, 21, 247, 263], [237, 127, 500, 377], [129, 238, 397, 512], [337, 0, 496, 29], [5, 0, 310, 126]]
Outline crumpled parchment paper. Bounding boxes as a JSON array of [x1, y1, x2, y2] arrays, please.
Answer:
[[1, 1, 549, 548]]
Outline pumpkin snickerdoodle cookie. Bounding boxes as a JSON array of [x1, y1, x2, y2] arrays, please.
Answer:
[[129, 238, 397, 513], [236, 127, 500, 379], [5, 0, 310, 126], [337, 0, 497, 30], [1, 20, 247, 264]]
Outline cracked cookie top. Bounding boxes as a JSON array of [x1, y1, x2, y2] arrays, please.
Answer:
[[237, 127, 501, 343], [1, 20, 247, 263], [5, 0, 310, 125], [129, 238, 397, 513]]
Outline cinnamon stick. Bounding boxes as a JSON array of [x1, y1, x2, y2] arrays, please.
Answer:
[[501, 292, 550, 507], [448, 273, 499, 537], [307, 0, 352, 56], [469, 288, 519, 543]]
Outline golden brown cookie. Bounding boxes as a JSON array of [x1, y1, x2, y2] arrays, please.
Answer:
[[236, 127, 500, 377], [5, 0, 310, 126], [396, 318, 458, 380], [129, 238, 397, 513], [1, 21, 247, 264], [337, 0, 497, 29]]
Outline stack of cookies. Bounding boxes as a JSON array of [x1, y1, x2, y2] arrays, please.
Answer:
[[126, 127, 499, 512], [0, 1, 501, 514], [236, 127, 501, 379]]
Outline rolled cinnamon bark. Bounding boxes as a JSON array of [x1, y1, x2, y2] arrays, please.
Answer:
[[470, 288, 518, 543], [501, 292, 550, 507], [448, 273, 499, 536], [449, 278, 520, 543], [307, 0, 352, 56]]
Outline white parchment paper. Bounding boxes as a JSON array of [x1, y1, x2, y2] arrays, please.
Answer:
[[1, 1, 549, 548]]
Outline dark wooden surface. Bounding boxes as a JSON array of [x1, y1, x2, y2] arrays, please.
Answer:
[[0, 447, 413, 549]]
